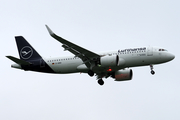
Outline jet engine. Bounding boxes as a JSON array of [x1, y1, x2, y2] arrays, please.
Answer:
[[100, 55, 119, 67], [114, 69, 133, 81]]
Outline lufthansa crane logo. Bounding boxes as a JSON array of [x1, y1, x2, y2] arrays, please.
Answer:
[[20, 46, 33, 59]]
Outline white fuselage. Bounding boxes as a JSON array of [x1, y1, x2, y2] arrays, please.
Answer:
[[44, 46, 174, 74]]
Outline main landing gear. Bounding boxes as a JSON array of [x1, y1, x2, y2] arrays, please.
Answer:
[[87, 70, 104, 86], [150, 64, 155, 75], [88, 70, 94, 77], [98, 79, 104, 86]]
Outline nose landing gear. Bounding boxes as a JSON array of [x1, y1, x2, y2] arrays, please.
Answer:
[[150, 64, 155, 75], [151, 70, 155, 75]]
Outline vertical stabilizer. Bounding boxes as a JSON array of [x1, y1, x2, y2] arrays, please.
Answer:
[[15, 36, 42, 61]]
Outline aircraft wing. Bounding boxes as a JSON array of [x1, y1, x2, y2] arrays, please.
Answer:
[[45, 25, 100, 68]]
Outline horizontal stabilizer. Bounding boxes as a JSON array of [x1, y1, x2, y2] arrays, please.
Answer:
[[6, 56, 31, 65]]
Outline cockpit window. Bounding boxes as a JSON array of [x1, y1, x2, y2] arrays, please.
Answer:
[[159, 49, 167, 51]]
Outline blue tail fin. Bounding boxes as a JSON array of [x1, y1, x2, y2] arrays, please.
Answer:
[[15, 36, 42, 61]]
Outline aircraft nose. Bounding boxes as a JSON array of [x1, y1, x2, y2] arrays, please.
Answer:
[[168, 53, 175, 61]]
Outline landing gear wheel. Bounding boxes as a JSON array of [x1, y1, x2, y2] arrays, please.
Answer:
[[151, 70, 155, 75], [150, 64, 155, 75], [98, 79, 104, 86], [88, 70, 94, 77]]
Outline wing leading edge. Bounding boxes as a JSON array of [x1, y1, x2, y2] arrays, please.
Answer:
[[45, 25, 100, 69]]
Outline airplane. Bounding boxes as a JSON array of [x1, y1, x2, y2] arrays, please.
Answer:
[[6, 25, 175, 85]]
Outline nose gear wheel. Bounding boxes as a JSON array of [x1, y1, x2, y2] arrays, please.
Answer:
[[150, 64, 155, 75]]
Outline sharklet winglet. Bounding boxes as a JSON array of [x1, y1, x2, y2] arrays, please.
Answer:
[[45, 25, 55, 36]]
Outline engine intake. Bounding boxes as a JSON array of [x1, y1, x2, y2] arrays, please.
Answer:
[[100, 55, 119, 67], [114, 69, 133, 81]]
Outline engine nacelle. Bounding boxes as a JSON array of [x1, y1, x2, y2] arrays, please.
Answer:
[[114, 69, 133, 81], [100, 55, 119, 67]]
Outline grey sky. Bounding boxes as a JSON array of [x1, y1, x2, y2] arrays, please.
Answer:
[[1, 0, 180, 120]]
